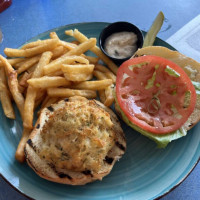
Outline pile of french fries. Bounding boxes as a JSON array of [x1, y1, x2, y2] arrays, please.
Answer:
[[0, 29, 118, 163]]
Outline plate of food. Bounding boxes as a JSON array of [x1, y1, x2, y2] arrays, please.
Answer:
[[0, 21, 199, 200]]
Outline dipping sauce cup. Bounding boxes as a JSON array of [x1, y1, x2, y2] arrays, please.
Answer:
[[99, 21, 144, 65]]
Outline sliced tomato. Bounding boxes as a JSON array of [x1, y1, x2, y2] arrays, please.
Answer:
[[116, 55, 196, 134]]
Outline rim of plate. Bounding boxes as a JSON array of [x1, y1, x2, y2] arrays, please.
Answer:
[[0, 21, 199, 200]]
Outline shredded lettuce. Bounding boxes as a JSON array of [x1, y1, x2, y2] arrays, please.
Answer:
[[165, 65, 180, 77], [192, 81, 200, 91], [128, 62, 149, 71]]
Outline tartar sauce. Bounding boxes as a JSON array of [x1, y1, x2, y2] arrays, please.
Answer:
[[104, 31, 138, 59]]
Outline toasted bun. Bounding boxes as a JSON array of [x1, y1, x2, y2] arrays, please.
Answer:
[[25, 96, 126, 185], [134, 46, 200, 130]]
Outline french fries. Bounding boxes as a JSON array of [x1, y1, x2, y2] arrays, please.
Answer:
[[0, 28, 118, 163], [51, 46, 67, 59], [95, 64, 116, 82], [0, 58, 26, 67], [43, 55, 89, 75], [47, 88, 97, 99], [0, 67, 15, 119], [72, 79, 113, 90], [4, 39, 58, 57], [27, 76, 71, 89], [49, 31, 77, 50], [104, 84, 115, 107], [23, 86, 37, 128], [21, 39, 42, 49], [61, 64, 94, 81], [15, 128, 32, 163], [23, 51, 52, 129], [41, 97, 59, 109], [19, 72, 32, 88], [93, 70, 108, 80], [17, 55, 41, 74], [0, 55, 25, 119], [93, 70, 115, 106], [82, 55, 99, 64], [98, 90, 106, 103]]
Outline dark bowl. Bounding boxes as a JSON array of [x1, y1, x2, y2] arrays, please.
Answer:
[[99, 21, 144, 65]]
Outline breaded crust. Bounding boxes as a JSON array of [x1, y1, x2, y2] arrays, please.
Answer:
[[134, 46, 200, 130], [25, 96, 126, 185]]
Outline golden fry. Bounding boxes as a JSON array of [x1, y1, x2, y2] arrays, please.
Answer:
[[0, 67, 15, 119], [65, 30, 74, 36], [93, 69, 115, 106], [43, 55, 89, 75], [72, 79, 112, 90], [93, 70, 114, 106], [32, 51, 53, 78], [61, 64, 94, 81], [0, 58, 26, 68], [50, 32, 77, 50], [48, 70, 63, 77], [63, 72, 93, 82], [35, 90, 46, 109], [66, 38, 96, 56], [18, 84, 25, 94], [26, 63, 37, 73], [15, 128, 32, 163], [41, 97, 59, 109], [23, 86, 37, 129], [19, 72, 32, 87], [27, 76, 71, 89], [0, 85, 15, 119], [95, 64, 116, 82], [82, 55, 99, 64], [61, 41, 77, 50], [93, 70, 107, 80], [23, 51, 52, 129], [0, 55, 24, 119], [94, 64, 111, 73], [51, 46, 67, 59], [98, 90, 106, 103], [36, 89, 46, 101], [71, 40, 80, 45], [105, 71, 116, 83], [104, 84, 115, 107], [21, 39, 55, 49], [4, 39, 58, 57], [40, 95, 50, 108], [47, 88, 97, 99], [17, 55, 41, 74]]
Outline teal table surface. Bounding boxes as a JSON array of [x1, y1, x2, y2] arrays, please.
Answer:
[[0, 0, 199, 200]]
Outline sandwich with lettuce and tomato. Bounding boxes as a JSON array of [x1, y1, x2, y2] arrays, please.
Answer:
[[115, 46, 200, 148]]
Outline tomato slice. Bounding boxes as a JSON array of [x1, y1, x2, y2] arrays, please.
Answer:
[[116, 55, 197, 134]]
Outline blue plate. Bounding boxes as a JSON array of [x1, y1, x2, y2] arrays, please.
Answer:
[[0, 22, 199, 200]]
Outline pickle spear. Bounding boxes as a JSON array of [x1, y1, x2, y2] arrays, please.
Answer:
[[143, 11, 164, 47]]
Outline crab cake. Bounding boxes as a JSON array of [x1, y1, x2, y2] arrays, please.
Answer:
[[25, 96, 126, 185]]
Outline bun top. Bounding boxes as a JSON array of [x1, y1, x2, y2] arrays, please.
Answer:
[[134, 46, 200, 82]]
